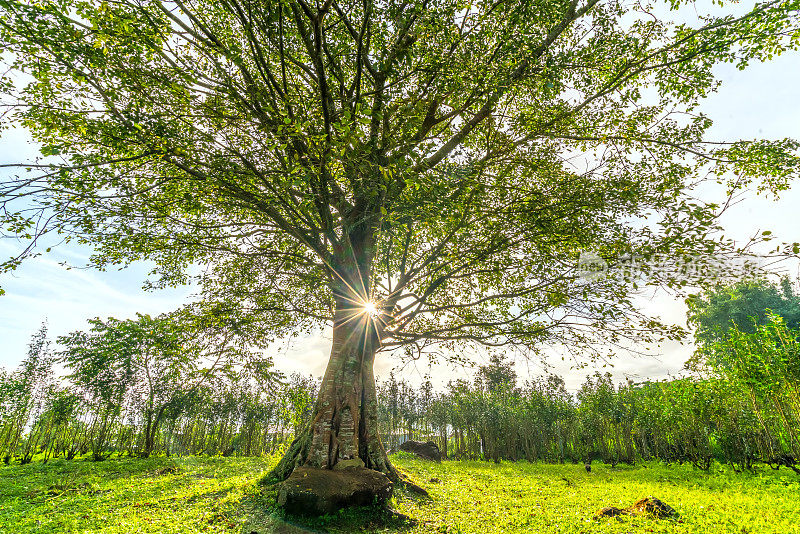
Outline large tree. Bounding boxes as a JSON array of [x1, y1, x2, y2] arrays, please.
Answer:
[[1, 0, 799, 487], [689, 279, 800, 341], [687, 278, 800, 370]]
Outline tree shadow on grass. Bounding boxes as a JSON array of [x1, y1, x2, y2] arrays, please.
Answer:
[[0, 456, 178, 500], [237, 483, 421, 534]]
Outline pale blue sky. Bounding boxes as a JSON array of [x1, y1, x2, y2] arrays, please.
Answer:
[[1, 37, 799, 391]]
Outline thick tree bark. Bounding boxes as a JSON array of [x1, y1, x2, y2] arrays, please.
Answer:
[[269, 295, 397, 482]]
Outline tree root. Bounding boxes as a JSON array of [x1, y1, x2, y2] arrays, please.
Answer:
[[263, 433, 311, 484], [380, 505, 418, 525], [390, 465, 430, 497]]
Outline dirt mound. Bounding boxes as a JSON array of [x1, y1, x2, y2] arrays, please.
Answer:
[[277, 466, 393, 516], [593, 496, 678, 520], [627, 497, 678, 518], [594, 507, 625, 518]]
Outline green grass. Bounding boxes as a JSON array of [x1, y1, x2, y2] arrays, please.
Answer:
[[0, 455, 273, 533], [1, 455, 798, 533], [387, 458, 800, 534]]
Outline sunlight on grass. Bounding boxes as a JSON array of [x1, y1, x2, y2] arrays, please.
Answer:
[[391, 458, 800, 534], [0, 456, 274, 533], [1, 455, 798, 533]]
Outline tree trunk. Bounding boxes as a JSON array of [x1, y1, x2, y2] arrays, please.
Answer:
[[142, 407, 164, 458], [269, 296, 396, 482], [142, 411, 153, 457]]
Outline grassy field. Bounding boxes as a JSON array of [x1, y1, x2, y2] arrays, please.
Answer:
[[1, 454, 798, 533]]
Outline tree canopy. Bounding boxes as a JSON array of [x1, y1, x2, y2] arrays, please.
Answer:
[[2, 0, 799, 360], [687, 278, 800, 369]]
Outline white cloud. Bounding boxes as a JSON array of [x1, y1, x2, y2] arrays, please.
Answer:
[[0, 241, 193, 368]]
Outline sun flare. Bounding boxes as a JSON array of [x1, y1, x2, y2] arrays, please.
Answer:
[[363, 301, 378, 316]]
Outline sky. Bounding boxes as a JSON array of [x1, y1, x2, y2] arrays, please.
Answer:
[[1, 17, 799, 392]]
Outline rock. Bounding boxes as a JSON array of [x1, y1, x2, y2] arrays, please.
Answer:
[[593, 507, 625, 519], [399, 440, 441, 462], [428, 477, 441, 483], [277, 466, 393, 516], [593, 496, 678, 521], [627, 496, 678, 519]]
